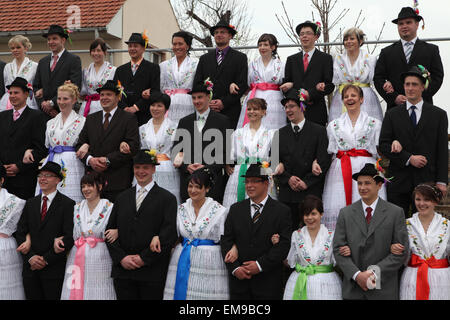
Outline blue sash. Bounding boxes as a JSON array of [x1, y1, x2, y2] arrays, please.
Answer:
[[48, 146, 76, 162]]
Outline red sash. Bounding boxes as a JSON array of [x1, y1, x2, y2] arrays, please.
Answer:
[[242, 83, 280, 126]]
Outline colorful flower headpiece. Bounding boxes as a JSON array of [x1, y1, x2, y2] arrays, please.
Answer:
[[204, 77, 214, 99], [315, 21, 322, 35], [260, 161, 273, 176], [142, 30, 149, 49], [116, 80, 127, 99], [298, 89, 308, 112], [64, 28, 73, 45], [413, 0, 425, 29], [417, 64, 431, 89], [229, 24, 236, 31], [374, 158, 393, 184]]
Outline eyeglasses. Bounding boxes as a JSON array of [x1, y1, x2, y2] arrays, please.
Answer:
[[283, 104, 298, 110], [38, 173, 58, 178], [299, 32, 315, 37]]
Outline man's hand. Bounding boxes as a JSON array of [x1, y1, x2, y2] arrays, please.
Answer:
[[242, 261, 260, 276], [89, 157, 108, 172], [395, 95, 407, 106], [436, 184, 448, 198], [29, 255, 47, 271], [120, 255, 140, 270], [131, 255, 145, 268], [383, 81, 394, 94], [35, 89, 43, 99], [409, 155, 428, 168], [355, 270, 373, 291], [4, 164, 19, 177], [234, 266, 252, 280], [209, 99, 224, 112], [187, 163, 204, 174], [142, 89, 151, 99], [41, 101, 53, 113], [315, 82, 325, 92]]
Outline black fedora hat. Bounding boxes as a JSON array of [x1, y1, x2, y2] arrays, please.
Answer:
[[96, 80, 121, 95], [352, 163, 385, 184], [43, 24, 68, 38], [392, 7, 423, 24], [281, 89, 301, 107], [210, 20, 237, 37], [295, 20, 321, 37], [133, 149, 159, 166], [400, 65, 428, 85], [150, 92, 171, 110], [38, 161, 64, 180], [125, 33, 146, 47], [6, 77, 32, 92], [240, 163, 270, 180]]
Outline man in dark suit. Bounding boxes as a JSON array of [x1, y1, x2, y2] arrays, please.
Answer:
[[281, 21, 334, 127], [221, 163, 291, 300], [379, 65, 448, 216], [374, 7, 444, 109], [15, 161, 75, 300], [333, 163, 408, 300], [33, 25, 82, 118], [0, 59, 6, 98], [173, 82, 232, 203], [106, 150, 178, 300], [0, 77, 47, 200], [276, 90, 331, 230], [193, 20, 248, 128], [75, 80, 140, 202], [113, 32, 160, 126]]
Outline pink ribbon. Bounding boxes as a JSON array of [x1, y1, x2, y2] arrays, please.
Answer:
[[69, 236, 104, 300], [83, 94, 100, 117], [164, 89, 190, 96], [242, 83, 280, 126]]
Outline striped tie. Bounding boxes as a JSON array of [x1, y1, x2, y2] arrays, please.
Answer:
[[404, 42, 414, 63], [136, 188, 146, 211], [217, 50, 223, 65], [252, 203, 263, 223]]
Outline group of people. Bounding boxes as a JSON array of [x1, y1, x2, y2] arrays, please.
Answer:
[[0, 5, 448, 300]]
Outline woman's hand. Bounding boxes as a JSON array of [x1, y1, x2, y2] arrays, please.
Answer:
[[17, 233, 31, 254], [23, 149, 35, 164], [76, 143, 90, 159], [339, 245, 351, 257], [229, 83, 240, 95], [271, 234, 280, 245], [173, 152, 184, 168], [312, 159, 322, 176], [274, 162, 285, 175], [104, 229, 118, 243], [383, 81, 394, 94], [119, 142, 131, 154], [316, 82, 325, 92], [149, 236, 161, 253], [390, 243, 405, 255], [225, 164, 234, 176], [142, 89, 151, 99], [224, 244, 238, 263], [280, 82, 293, 93], [391, 140, 403, 153], [54, 236, 65, 254]]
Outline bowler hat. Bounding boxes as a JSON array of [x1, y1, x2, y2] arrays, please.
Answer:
[[38, 161, 64, 180], [240, 163, 270, 180], [96, 80, 121, 95], [6, 77, 32, 92], [400, 65, 428, 85], [125, 33, 146, 47], [392, 7, 423, 24], [43, 25, 68, 39], [352, 163, 385, 184], [133, 149, 159, 166], [295, 21, 321, 37], [281, 89, 301, 107], [210, 20, 237, 37]]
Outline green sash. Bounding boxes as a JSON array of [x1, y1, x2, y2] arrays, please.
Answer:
[[292, 263, 334, 300]]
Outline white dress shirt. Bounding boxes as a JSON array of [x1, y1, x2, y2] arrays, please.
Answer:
[[136, 180, 155, 200], [290, 118, 306, 133], [195, 107, 210, 132], [49, 48, 65, 68], [401, 37, 417, 55]]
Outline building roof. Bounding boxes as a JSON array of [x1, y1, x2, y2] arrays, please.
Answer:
[[0, 0, 126, 32]]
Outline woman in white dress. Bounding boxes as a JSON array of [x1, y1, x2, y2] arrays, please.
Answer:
[[284, 195, 342, 300], [163, 168, 229, 300], [236, 34, 286, 130], [120, 92, 180, 204], [223, 98, 277, 208], [160, 31, 198, 123], [328, 28, 383, 122], [391, 184, 450, 300], [0, 35, 38, 111], [321, 84, 386, 230], [79, 38, 116, 117], [57, 172, 117, 300], [0, 165, 26, 300]]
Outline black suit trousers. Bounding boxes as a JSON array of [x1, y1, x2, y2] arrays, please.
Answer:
[[114, 278, 165, 300], [23, 273, 64, 300]]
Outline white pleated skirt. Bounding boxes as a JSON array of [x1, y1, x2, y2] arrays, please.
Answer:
[[0, 237, 25, 300], [283, 269, 343, 300], [400, 266, 450, 300]]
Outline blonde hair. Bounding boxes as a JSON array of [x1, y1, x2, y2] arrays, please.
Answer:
[[343, 27, 366, 47], [8, 35, 32, 50], [58, 83, 80, 101]]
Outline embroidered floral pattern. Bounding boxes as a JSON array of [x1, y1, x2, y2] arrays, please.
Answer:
[[85, 63, 114, 91], [75, 201, 112, 237], [251, 57, 283, 84], [49, 116, 83, 146], [0, 197, 17, 225], [406, 217, 449, 259], [332, 120, 349, 149], [166, 58, 197, 89], [296, 229, 333, 265], [179, 202, 221, 239], [337, 53, 370, 83], [356, 118, 376, 148]]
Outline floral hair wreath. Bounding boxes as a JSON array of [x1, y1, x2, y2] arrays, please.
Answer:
[[142, 30, 149, 49], [417, 64, 431, 89], [64, 28, 73, 45], [204, 77, 214, 100], [116, 80, 127, 99], [374, 158, 393, 184], [298, 89, 308, 112]]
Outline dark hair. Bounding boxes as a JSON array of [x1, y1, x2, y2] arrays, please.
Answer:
[[298, 195, 324, 227], [341, 84, 364, 100], [247, 98, 267, 110], [172, 31, 193, 54], [89, 38, 108, 53], [188, 167, 215, 190], [413, 183, 443, 204], [80, 172, 105, 197], [257, 33, 279, 58]]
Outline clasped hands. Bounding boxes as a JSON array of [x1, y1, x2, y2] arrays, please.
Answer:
[[234, 261, 260, 280], [121, 255, 145, 270]]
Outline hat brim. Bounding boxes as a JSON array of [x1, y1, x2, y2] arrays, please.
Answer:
[[352, 172, 384, 183], [95, 87, 120, 94], [295, 22, 319, 36], [38, 168, 63, 180], [210, 26, 237, 37], [6, 84, 30, 91], [124, 40, 146, 46], [43, 32, 68, 39], [392, 15, 423, 24], [133, 161, 159, 166], [281, 97, 300, 106], [400, 72, 427, 84]]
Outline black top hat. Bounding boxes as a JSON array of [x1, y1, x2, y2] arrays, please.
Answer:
[[400, 65, 428, 85], [281, 89, 301, 107], [43, 25, 68, 39], [38, 161, 64, 180], [352, 163, 385, 184], [96, 80, 121, 94], [295, 21, 321, 37], [150, 92, 171, 110], [6, 77, 32, 92], [133, 149, 159, 166], [392, 7, 423, 24], [0, 161, 6, 179], [209, 20, 237, 37], [125, 33, 146, 47], [240, 163, 270, 180]]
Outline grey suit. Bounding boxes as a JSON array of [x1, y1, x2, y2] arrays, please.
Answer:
[[332, 198, 409, 300]]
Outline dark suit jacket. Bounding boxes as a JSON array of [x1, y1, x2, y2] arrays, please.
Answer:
[[174, 109, 232, 203], [283, 50, 334, 126], [113, 59, 160, 126], [378, 102, 448, 193], [33, 50, 82, 111], [0, 107, 47, 200], [193, 48, 248, 128], [333, 199, 409, 300], [0, 60, 5, 98], [76, 108, 140, 195], [277, 121, 331, 203], [374, 39, 444, 109], [105, 184, 178, 282], [14, 192, 75, 279], [221, 196, 291, 299]]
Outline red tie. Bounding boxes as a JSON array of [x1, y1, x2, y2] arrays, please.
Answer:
[[303, 53, 309, 72], [41, 196, 48, 221], [50, 55, 58, 72], [365, 207, 372, 224]]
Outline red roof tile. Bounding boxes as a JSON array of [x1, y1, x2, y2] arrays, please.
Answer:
[[0, 0, 126, 32]]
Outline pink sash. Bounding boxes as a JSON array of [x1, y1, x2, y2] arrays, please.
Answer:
[[164, 89, 190, 96], [83, 94, 100, 117], [242, 83, 280, 126]]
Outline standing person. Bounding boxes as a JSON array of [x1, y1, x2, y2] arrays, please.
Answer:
[[277, 90, 331, 230], [328, 28, 382, 122], [283, 195, 342, 300], [0, 35, 38, 111], [59, 172, 117, 300], [15, 162, 75, 300], [160, 31, 198, 124], [281, 21, 334, 127], [106, 150, 178, 300], [163, 168, 229, 300], [79, 38, 116, 117], [333, 163, 409, 300], [221, 163, 291, 300], [33, 25, 82, 118], [0, 77, 47, 200], [236, 34, 286, 130], [193, 20, 248, 128], [379, 66, 448, 217], [0, 164, 26, 300], [75, 80, 140, 203], [374, 6, 444, 110], [321, 84, 385, 230], [114, 32, 160, 126]]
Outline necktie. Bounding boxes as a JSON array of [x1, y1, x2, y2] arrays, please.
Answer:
[[404, 42, 414, 63], [41, 196, 48, 221], [294, 125, 300, 134], [217, 50, 223, 65], [13, 110, 20, 121], [131, 63, 138, 75], [197, 115, 206, 132], [365, 207, 372, 224], [303, 53, 309, 72], [103, 112, 110, 130], [252, 203, 263, 223], [136, 188, 146, 211], [50, 55, 58, 72], [410, 105, 417, 128]]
